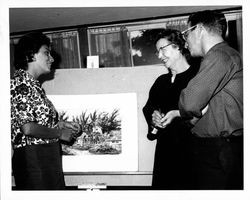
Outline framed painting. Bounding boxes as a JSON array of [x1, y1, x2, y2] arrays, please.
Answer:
[[48, 93, 138, 172]]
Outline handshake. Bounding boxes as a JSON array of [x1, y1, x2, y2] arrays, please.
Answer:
[[57, 121, 82, 142]]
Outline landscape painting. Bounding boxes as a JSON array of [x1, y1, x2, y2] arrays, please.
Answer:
[[59, 107, 122, 156], [48, 93, 138, 172]]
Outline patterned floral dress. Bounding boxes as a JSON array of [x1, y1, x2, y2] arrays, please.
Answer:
[[11, 69, 65, 190]]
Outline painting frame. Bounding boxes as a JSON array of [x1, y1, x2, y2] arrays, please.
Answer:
[[48, 93, 138, 172]]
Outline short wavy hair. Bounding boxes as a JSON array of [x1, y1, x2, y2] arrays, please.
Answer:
[[14, 32, 51, 70], [155, 29, 191, 61]]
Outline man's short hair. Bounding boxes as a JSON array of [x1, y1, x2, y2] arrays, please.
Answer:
[[188, 10, 227, 38]]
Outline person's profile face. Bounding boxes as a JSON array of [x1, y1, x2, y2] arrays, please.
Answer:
[[184, 23, 200, 57], [33, 45, 54, 75]]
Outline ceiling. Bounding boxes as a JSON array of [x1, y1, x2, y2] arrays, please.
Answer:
[[9, 6, 240, 34]]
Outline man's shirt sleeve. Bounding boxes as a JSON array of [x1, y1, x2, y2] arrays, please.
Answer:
[[178, 50, 234, 119]]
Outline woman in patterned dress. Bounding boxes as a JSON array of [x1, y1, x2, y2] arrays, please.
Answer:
[[11, 32, 81, 190]]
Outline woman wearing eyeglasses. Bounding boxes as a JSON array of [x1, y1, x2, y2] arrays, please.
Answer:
[[142, 29, 200, 189]]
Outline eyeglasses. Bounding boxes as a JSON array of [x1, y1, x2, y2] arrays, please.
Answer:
[[181, 24, 198, 41], [155, 43, 173, 56]]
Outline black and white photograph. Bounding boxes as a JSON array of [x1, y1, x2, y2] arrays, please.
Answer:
[[0, 0, 249, 200]]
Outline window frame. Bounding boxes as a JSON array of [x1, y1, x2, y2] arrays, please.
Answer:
[[10, 9, 242, 70]]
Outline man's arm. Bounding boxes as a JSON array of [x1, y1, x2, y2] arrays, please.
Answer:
[[160, 105, 209, 128], [179, 50, 232, 119]]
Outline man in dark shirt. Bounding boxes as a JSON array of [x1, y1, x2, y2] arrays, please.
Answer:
[[179, 10, 243, 189]]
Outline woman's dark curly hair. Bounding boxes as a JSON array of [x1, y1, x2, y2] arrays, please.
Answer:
[[154, 29, 191, 62], [14, 32, 51, 70]]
